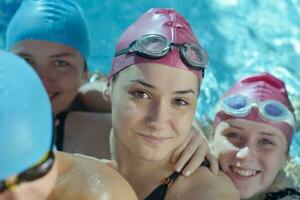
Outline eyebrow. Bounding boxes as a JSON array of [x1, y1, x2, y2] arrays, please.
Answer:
[[228, 124, 244, 130], [130, 79, 156, 89], [229, 125, 280, 138], [49, 53, 76, 58], [129, 79, 196, 95], [174, 89, 195, 95], [259, 132, 278, 138], [16, 52, 32, 57], [16, 52, 75, 58]]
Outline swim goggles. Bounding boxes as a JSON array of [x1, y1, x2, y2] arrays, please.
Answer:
[[114, 34, 209, 74], [0, 150, 55, 193], [0, 117, 56, 193], [216, 94, 296, 128]]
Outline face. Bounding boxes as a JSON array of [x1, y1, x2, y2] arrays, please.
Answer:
[[215, 119, 288, 199], [109, 63, 200, 161], [11, 40, 87, 115], [0, 160, 57, 200]]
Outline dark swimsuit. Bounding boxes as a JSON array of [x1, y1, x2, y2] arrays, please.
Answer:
[[55, 111, 69, 151], [264, 188, 300, 200], [144, 160, 210, 200], [54, 96, 83, 151], [144, 171, 181, 200]]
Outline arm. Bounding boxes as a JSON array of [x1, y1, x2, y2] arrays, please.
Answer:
[[52, 152, 138, 200], [171, 119, 219, 176]]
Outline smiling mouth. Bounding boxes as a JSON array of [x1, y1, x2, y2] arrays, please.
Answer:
[[230, 166, 260, 177]]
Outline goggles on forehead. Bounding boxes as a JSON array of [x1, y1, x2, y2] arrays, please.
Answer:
[[114, 34, 209, 76], [216, 94, 296, 129], [0, 151, 55, 193]]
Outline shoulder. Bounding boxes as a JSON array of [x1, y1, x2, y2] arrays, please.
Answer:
[[54, 152, 138, 200], [167, 167, 239, 200]]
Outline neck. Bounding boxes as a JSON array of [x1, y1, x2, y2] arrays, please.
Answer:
[[111, 130, 175, 198]]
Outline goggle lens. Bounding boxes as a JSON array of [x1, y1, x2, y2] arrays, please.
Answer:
[[224, 95, 247, 110], [264, 103, 284, 117], [138, 35, 167, 54], [184, 44, 208, 67]]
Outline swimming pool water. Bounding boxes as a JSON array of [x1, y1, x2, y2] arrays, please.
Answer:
[[0, 0, 299, 161]]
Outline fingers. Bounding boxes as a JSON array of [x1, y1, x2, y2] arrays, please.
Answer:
[[206, 152, 219, 175], [174, 133, 202, 173], [181, 145, 206, 177], [99, 159, 119, 170]]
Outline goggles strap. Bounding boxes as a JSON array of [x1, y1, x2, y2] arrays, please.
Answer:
[[4, 177, 19, 191]]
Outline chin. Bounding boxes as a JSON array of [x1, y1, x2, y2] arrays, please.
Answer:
[[239, 190, 257, 200], [137, 147, 170, 161]]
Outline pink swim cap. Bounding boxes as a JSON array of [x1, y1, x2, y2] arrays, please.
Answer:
[[214, 73, 295, 145], [109, 8, 206, 79]]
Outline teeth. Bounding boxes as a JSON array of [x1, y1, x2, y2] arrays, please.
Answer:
[[233, 166, 257, 177]]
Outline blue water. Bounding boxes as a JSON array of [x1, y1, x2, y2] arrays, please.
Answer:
[[1, 0, 299, 161]]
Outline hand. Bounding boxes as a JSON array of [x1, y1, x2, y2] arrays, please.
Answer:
[[171, 120, 219, 177], [210, 121, 239, 158], [78, 79, 112, 112]]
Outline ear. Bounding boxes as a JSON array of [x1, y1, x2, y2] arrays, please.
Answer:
[[79, 71, 89, 85], [280, 153, 290, 170], [103, 81, 111, 102], [82, 70, 89, 80]]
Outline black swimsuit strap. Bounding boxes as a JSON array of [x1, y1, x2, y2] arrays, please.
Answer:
[[144, 159, 210, 200], [55, 111, 69, 151], [264, 188, 300, 200], [144, 171, 181, 200]]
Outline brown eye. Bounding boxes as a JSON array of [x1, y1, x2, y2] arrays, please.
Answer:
[[131, 91, 150, 99], [259, 138, 274, 146], [53, 60, 70, 68], [225, 132, 241, 139], [173, 98, 188, 106], [23, 57, 34, 66], [224, 132, 243, 147]]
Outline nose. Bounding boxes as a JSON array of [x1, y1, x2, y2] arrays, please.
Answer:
[[146, 100, 169, 131], [235, 146, 257, 161], [236, 146, 250, 159], [33, 65, 55, 90]]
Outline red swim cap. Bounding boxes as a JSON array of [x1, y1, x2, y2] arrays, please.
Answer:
[[109, 8, 205, 79], [214, 73, 295, 145]]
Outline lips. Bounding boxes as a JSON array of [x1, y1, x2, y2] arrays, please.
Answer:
[[137, 133, 172, 145], [230, 166, 260, 177]]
